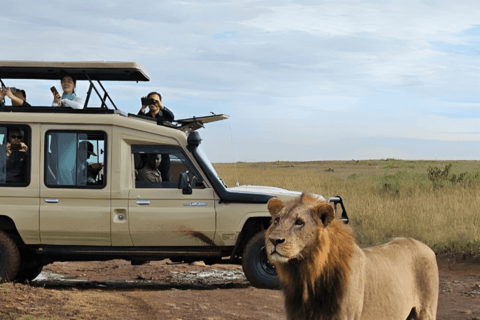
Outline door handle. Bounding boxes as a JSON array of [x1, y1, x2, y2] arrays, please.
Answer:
[[44, 199, 59, 203], [136, 200, 150, 205]]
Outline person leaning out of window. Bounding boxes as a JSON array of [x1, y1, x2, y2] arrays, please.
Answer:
[[52, 74, 84, 109], [0, 87, 31, 107], [138, 92, 174, 122]]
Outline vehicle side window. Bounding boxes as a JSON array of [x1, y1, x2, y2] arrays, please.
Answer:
[[0, 125, 31, 187], [45, 131, 106, 188], [132, 145, 204, 189]]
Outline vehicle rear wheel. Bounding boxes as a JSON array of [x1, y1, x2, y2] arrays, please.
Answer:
[[0, 230, 21, 282], [242, 230, 280, 289]]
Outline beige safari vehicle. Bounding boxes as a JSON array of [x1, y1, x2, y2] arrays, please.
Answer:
[[0, 61, 345, 289]]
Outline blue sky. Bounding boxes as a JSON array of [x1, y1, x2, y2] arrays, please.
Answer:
[[2, 0, 480, 162]]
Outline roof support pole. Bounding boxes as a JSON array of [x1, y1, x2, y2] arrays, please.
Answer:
[[96, 80, 118, 110], [83, 83, 94, 109]]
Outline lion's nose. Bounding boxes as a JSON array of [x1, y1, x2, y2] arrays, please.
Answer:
[[269, 237, 285, 246]]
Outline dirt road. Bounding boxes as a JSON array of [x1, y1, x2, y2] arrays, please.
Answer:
[[0, 253, 479, 319]]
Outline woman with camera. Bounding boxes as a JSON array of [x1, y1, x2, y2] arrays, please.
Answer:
[[0, 87, 31, 107], [138, 92, 174, 122], [51, 74, 84, 109]]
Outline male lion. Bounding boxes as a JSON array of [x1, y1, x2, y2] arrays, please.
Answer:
[[266, 192, 438, 320]]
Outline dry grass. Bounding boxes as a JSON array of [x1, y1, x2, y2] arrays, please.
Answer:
[[214, 160, 480, 254]]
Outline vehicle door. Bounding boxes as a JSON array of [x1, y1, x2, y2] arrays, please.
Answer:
[[39, 127, 111, 245], [0, 124, 40, 244], [128, 145, 216, 246]]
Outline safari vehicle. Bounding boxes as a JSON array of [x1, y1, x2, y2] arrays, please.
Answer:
[[0, 61, 343, 289]]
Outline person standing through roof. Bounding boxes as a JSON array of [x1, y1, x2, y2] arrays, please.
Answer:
[[52, 74, 84, 109], [137, 92, 174, 181], [0, 88, 31, 107], [138, 92, 174, 123]]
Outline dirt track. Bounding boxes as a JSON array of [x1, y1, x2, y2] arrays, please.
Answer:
[[0, 254, 479, 319]]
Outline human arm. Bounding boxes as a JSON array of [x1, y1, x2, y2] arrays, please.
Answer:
[[60, 96, 84, 109], [161, 107, 174, 121], [5, 88, 24, 106]]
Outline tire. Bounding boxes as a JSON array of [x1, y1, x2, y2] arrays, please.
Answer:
[[0, 230, 21, 283], [15, 254, 44, 283], [242, 230, 280, 289]]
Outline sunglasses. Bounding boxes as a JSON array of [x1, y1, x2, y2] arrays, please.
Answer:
[[10, 135, 23, 139]]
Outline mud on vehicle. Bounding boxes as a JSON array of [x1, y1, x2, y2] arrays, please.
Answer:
[[0, 61, 347, 289]]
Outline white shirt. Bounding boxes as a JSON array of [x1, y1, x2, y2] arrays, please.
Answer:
[[52, 95, 84, 109]]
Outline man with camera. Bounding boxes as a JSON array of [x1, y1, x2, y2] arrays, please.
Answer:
[[6, 128, 28, 183], [0, 87, 31, 107], [137, 92, 174, 123]]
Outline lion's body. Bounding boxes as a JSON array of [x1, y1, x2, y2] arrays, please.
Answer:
[[266, 193, 438, 320]]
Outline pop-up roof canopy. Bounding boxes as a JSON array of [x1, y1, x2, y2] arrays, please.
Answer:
[[0, 61, 149, 81], [0, 61, 228, 132]]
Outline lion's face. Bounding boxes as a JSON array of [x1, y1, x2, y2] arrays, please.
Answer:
[[265, 192, 335, 264]]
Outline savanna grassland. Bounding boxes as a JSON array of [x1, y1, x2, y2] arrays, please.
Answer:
[[213, 159, 480, 254]]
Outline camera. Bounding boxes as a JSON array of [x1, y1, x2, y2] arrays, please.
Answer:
[[1, 87, 16, 94], [10, 143, 21, 151], [141, 97, 155, 106]]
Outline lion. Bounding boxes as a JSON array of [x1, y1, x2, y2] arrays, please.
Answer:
[[266, 192, 438, 320]]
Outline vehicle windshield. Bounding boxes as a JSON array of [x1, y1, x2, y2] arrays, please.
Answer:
[[196, 147, 220, 180]]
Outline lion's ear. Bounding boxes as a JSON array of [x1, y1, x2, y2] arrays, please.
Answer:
[[312, 203, 335, 227], [267, 198, 284, 217]]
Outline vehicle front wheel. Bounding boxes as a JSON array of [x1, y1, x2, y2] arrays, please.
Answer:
[[15, 253, 44, 283], [242, 230, 280, 289], [0, 231, 21, 282]]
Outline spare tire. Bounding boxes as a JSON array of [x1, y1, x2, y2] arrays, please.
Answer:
[[242, 230, 280, 289], [0, 230, 21, 282]]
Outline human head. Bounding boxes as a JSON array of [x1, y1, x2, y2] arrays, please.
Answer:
[[11, 89, 26, 107], [147, 92, 162, 101], [61, 74, 76, 95], [146, 92, 162, 115], [79, 141, 97, 159], [8, 128, 24, 144], [147, 154, 161, 169]]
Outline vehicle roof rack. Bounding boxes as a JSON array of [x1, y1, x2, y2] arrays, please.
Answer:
[[0, 61, 149, 81], [128, 113, 229, 133], [0, 61, 149, 110]]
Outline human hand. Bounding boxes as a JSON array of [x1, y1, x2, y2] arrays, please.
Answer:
[[6, 142, 11, 157], [54, 93, 62, 106], [19, 142, 28, 153], [5, 88, 15, 100]]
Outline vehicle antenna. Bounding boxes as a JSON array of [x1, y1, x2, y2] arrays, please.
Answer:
[[228, 123, 240, 187]]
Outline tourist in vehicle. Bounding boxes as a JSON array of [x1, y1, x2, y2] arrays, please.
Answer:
[[0, 87, 31, 107], [138, 92, 174, 122], [137, 154, 162, 182], [6, 128, 28, 183], [52, 74, 84, 109], [78, 141, 103, 184]]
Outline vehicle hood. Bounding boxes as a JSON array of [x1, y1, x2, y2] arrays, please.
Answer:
[[227, 185, 325, 202]]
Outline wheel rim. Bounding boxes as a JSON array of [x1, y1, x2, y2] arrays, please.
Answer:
[[259, 246, 277, 277]]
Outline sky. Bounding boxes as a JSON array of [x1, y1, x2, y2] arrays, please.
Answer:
[[2, 0, 480, 162]]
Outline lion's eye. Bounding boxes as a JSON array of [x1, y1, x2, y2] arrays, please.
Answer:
[[295, 219, 304, 226], [274, 217, 280, 224]]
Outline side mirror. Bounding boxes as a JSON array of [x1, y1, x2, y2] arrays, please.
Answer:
[[178, 171, 192, 195]]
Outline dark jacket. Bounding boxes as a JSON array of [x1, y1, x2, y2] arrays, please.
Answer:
[[137, 107, 174, 123], [6, 151, 28, 183]]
